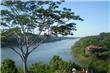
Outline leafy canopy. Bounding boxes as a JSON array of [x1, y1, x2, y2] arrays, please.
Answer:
[[1, 1, 83, 36]]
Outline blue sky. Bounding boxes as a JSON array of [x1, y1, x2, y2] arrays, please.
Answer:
[[60, 1, 109, 37]]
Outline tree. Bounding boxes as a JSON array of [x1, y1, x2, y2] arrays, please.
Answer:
[[1, 59, 18, 73], [49, 56, 81, 73], [1, 1, 83, 73]]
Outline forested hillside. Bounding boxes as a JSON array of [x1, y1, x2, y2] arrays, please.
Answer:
[[71, 32, 110, 73]]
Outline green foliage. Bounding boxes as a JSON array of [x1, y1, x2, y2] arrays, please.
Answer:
[[1, 59, 18, 73], [71, 32, 110, 73], [88, 61, 109, 73], [49, 56, 63, 70], [108, 63, 110, 73], [17, 68, 24, 73], [1, 56, 81, 73], [1, 28, 28, 47], [72, 32, 110, 59], [51, 23, 76, 36], [30, 56, 81, 73], [1, 1, 83, 37], [30, 63, 54, 73]]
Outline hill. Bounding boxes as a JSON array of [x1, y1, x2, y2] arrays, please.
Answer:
[[71, 32, 110, 73]]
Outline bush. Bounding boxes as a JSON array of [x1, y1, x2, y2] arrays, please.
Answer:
[[18, 68, 24, 73], [30, 56, 81, 73], [30, 63, 54, 73], [50, 56, 81, 71], [88, 61, 108, 73], [1, 59, 18, 73]]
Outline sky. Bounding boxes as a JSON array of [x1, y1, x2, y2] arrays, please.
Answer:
[[59, 0, 110, 37]]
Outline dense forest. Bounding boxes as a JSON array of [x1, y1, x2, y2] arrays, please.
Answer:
[[1, 29, 75, 47], [71, 32, 110, 73], [1, 28, 49, 47]]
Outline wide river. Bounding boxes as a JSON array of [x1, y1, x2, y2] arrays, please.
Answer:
[[1, 38, 79, 67]]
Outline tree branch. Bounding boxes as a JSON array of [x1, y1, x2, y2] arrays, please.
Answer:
[[9, 47, 24, 61], [28, 36, 48, 55], [27, 16, 47, 48]]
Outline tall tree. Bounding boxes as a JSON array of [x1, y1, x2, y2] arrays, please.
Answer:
[[1, 1, 83, 73]]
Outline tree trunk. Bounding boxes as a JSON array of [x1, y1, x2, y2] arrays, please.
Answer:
[[23, 56, 28, 73]]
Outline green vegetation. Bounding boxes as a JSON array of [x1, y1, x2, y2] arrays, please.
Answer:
[[71, 32, 110, 73], [1, 59, 18, 73], [1, 29, 76, 47], [1, 56, 81, 73], [1, 29, 45, 47]]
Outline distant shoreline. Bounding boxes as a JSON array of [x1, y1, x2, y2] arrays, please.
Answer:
[[1, 37, 80, 48]]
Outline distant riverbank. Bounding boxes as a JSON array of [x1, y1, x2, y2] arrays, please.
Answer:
[[71, 33, 110, 73], [1, 36, 79, 47]]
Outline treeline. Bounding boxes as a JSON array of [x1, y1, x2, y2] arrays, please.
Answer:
[[1, 28, 55, 47], [72, 32, 110, 59], [75, 32, 110, 50], [1, 56, 81, 73], [1, 28, 75, 47], [71, 32, 110, 73], [1, 29, 42, 47]]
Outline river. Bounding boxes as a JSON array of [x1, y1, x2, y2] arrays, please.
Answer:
[[1, 38, 79, 67]]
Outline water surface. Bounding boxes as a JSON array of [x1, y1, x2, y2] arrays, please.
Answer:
[[1, 39, 79, 67]]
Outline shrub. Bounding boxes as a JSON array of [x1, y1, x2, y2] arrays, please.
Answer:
[[30, 63, 54, 73], [1, 59, 18, 73], [88, 61, 108, 73], [30, 56, 81, 73], [50, 56, 81, 73]]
